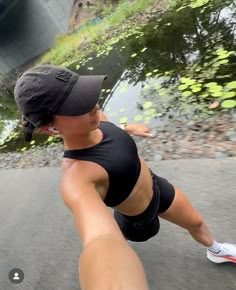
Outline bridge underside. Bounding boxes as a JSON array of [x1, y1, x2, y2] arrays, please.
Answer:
[[0, 0, 21, 20], [0, 0, 73, 74]]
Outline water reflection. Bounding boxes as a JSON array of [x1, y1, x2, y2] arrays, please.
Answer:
[[1, 0, 236, 151], [0, 120, 18, 143], [121, 0, 236, 84]]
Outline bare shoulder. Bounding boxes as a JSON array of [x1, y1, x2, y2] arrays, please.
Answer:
[[60, 158, 108, 208], [61, 158, 108, 183], [60, 160, 93, 207], [61, 159, 94, 187], [61, 157, 77, 171]]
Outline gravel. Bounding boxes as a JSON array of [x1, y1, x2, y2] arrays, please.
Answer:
[[0, 112, 235, 170]]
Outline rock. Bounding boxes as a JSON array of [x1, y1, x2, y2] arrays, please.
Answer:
[[232, 111, 236, 121], [0, 113, 236, 169], [217, 147, 227, 152], [172, 154, 181, 159], [214, 152, 228, 158], [150, 129, 158, 137], [154, 154, 162, 162], [228, 151, 236, 157], [161, 139, 168, 144], [186, 121, 195, 127], [0, 163, 7, 168], [179, 148, 190, 154], [225, 130, 236, 141]]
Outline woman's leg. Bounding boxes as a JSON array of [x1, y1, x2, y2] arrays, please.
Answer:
[[158, 186, 236, 263], [159, 186, 214, 247]]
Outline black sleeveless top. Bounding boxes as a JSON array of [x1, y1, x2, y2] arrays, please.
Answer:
[[63, 121, 141, 207]]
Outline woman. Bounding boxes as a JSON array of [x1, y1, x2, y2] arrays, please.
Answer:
[[14, 64, 236, 290]]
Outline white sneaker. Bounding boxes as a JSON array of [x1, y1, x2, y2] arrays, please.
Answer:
[[207, 243, 236, 263]]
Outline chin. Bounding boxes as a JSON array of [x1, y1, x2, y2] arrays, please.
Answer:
[[95, 120, 100, 128], [91, 120, 100, 129]]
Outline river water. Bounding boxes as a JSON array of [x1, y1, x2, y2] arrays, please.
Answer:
[[0, 0, 236, 152]]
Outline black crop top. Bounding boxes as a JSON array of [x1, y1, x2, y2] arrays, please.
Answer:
[[63, 121, 141, 207]]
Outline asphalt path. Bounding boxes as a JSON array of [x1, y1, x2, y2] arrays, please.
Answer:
[[0, 158, 235, 290]]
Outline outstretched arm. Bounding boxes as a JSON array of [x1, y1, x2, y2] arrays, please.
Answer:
[[61, 163, 149, 290], [99, 110, 152, 138]]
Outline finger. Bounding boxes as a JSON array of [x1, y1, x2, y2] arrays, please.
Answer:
[[143, 126, 150, 132], [140, 132, 153, 137], [143, 128, 151, 134]]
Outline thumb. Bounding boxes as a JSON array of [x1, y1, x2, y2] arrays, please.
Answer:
[[142, 132, 153, 137]]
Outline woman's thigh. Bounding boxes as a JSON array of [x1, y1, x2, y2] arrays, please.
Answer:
[[159, 187, 203, 230]]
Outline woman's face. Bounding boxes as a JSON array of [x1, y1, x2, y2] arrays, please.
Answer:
[[52, 103, 100, 135]]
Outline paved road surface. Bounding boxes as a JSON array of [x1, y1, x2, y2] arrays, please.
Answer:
[[0, 158, 235, 289]]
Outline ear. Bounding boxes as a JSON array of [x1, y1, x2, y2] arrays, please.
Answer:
[[48, 126, 60, 134], [40, 125, 60, 135]]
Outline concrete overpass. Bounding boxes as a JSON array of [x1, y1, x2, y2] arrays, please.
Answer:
[[0, 0, 73, 74], [0, 0, 22, 20]]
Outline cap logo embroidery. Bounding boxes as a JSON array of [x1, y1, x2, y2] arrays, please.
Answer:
[[55, 70, 72, 82]]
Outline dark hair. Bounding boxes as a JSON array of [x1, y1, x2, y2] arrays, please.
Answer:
[[21, 115, 53, 141]]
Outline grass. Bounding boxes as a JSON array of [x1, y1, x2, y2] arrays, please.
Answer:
[[40, 0, 157, 66]]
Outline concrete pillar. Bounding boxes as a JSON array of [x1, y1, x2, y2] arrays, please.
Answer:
[[0, 0, 74, 74]]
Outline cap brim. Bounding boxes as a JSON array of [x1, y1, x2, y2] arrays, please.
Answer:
[[55, 75, 107, 116]]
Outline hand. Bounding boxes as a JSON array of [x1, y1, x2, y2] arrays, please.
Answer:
[[125, 123, 152, 137]]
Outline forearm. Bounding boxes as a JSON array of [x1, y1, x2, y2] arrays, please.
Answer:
[[99, 110, 151, 137], [79, 235, 149, 290]]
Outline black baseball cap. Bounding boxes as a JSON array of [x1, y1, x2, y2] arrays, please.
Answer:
[[14, 64, 107, 141]]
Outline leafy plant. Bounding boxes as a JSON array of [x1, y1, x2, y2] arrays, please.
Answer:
[[40, 0, 156, 66]]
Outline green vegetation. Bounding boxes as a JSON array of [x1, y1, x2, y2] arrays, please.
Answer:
[[40, 0, 156, 66], [1, 0, 236, 151], [111, 0, 236, 121]]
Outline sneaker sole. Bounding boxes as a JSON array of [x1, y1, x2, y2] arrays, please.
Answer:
[[207, 252, 236, 263]]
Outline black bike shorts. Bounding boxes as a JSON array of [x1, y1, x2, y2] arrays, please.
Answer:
[[114, 169, 175, 242]]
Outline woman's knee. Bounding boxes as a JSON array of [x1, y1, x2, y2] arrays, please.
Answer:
[[187, 217, 205, 232]]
